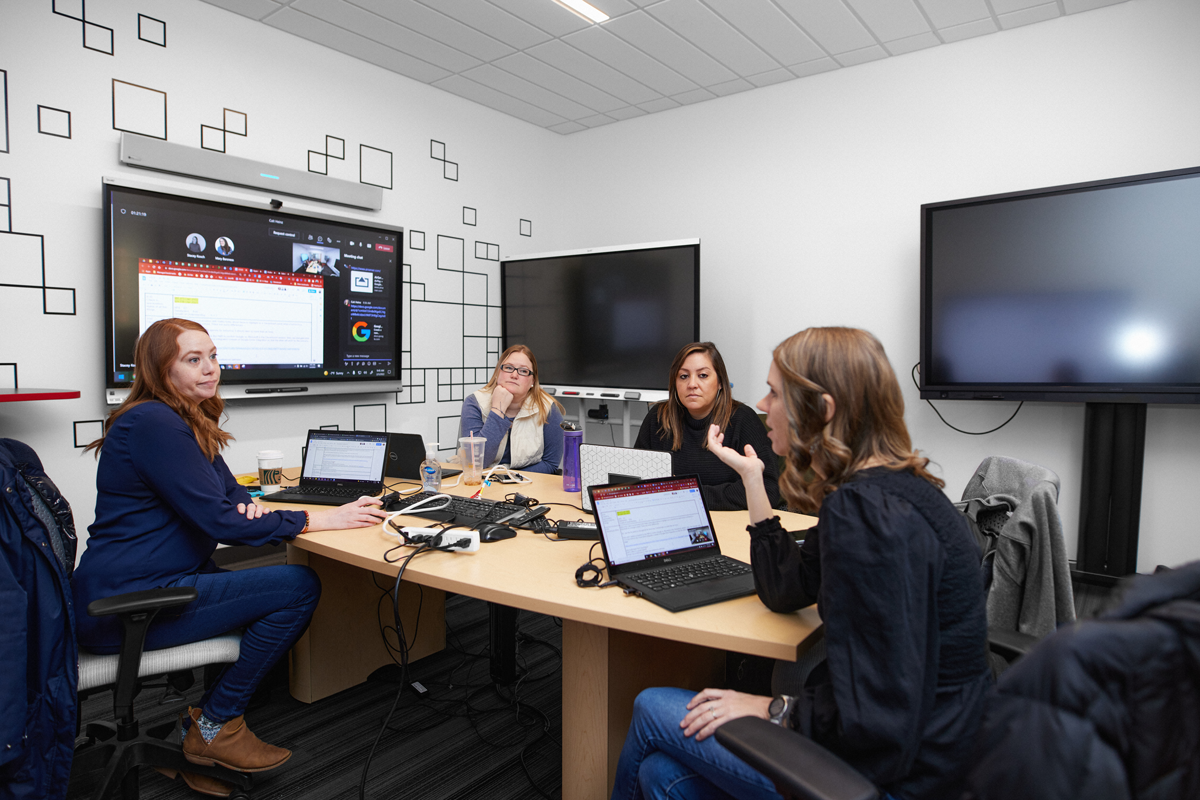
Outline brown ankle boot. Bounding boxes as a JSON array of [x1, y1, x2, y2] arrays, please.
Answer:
[[182, 707, 291, 773]]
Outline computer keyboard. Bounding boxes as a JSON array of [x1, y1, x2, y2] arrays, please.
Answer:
[[387, 491, 526, 525], [275, 485, 368, 498], [631, 556, 751, 592]]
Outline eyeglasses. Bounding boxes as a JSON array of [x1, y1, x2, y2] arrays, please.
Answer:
[[499, 364, 533, 377]]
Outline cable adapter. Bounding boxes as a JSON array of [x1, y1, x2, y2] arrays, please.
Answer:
[[391, 526, 480, 552]]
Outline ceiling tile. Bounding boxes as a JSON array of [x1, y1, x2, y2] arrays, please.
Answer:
[[699, 0, 826, 67], [485, 0, 591, 37], [577, 113, 617, 127], [844, 0, 930, 41], [602, 11, 738, 87], [671, 87, 717, 105], [200, 0, 281, 21], [789, 57, 839, 78], [832, 44, 888, 67], [885, 30, 939, 56], [494, 52, 627, 113], [527, 40, 661, 105], [292, 0, 481, 72], [939, 17, 997, 42], [991, 0, 1050, 12], [433, 74, 568, 127], [773, 0, 877, 54], [1064, 0, 1129, 12], [565, 25, 700, 96], [348, 0, 516, 61], [265, 7, 451, 83], [462, 64, 598, 119], [708, 77, 755, 97], [638, 97, 682, 113], [418, 0, 552, 50], [549, 120, 588, 134], [644, 0, 780, 76], [607, 105, 648, 121], [748, 67, 798, 87], [999, 3, 1060, 29], [916, 0, 991, 29]]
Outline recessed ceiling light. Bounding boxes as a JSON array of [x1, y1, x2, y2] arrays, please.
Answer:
[[553, 0, 610, 24]]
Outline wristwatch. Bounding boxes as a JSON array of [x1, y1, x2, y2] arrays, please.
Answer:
[[768, 694, 796, 728]]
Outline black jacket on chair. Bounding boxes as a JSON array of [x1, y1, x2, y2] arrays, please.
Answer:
[[966, 560, 1200, 800], [0, 439, 78, 800]]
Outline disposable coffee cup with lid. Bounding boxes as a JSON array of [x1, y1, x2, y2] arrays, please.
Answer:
[[257, 450, 284, 493]]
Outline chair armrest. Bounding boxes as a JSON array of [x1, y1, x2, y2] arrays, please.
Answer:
[[87, 587, 199, 618], [987, 627, 1039, 662], [715, 717, 879, 800]]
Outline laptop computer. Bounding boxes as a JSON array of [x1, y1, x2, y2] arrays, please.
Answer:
[[260, 429, 389, 505], [579, 443, 673, 512], [385, 432, 462, 481], [589, 474, 756, 613]]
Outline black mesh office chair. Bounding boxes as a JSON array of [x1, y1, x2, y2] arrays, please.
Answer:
[[73, 588, 251, 800], [716, 561, 1200, 800]]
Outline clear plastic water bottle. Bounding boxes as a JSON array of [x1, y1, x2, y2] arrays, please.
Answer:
[[421, 442, 442, 492]]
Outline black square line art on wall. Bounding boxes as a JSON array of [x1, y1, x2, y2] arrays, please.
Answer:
[[520, 219, 532, 237], [202, 108, 247, 152], [360, 144, 393, 190], [112, 79, 166, 140], [138, 14, 166, 47], [0, 363, 17, 389], [308, 135, 345, 175], [1, 70, 9, 154], [463, 207, 476, 226], [353, 403, 387, 432], [410, 230, 425, 251], [1, 177, 11, 232], [430, 139, 458, 182], [54, 0, 115, 55], [37, 106, 72, 139], [73, 420, 105, 449]]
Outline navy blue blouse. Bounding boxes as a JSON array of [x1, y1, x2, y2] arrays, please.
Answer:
[[73, 402, 306, 630]]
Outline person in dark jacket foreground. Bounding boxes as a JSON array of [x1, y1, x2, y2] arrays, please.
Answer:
[[966, 560, 1200, 800], [73, 318, 387, 796], [1, 439, 78, 800], [611, 327, 991, 800]]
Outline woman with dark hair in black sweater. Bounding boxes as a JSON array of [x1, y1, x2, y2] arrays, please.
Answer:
[[634, 342, 780, 511]]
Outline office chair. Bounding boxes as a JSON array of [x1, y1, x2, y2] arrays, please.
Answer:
[[716, 561, 1200, 800], [73, 588, 251, 799]]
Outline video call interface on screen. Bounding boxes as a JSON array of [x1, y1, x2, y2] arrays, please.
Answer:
[[592, 478, 716, 567], [107, 186, 400, 386]]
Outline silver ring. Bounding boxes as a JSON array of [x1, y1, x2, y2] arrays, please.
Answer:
[[711, 708, 717, 720]]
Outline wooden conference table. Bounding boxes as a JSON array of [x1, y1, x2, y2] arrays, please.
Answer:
[[271, 471, 822, 800]]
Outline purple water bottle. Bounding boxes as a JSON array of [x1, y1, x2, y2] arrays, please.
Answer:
[[562, 424, 583, 492]]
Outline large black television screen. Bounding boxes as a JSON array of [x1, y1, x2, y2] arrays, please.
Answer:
[[103, 179, 403, 404], [502, 240, 700, 393], [921, 165, 1200, 403]]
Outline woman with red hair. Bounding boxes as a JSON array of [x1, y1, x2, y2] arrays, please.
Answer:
[[75, 318, 385, 794]]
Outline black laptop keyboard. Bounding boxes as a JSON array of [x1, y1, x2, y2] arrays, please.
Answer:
[[388, 491, 525, 523], [631, 556, 751, 592], [276, 485, 370, 498]]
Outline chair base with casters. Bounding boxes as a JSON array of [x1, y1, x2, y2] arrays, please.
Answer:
[[72, 586, 252, 800]]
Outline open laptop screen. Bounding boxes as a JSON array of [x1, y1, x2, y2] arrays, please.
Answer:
[[591, 476, 717, 569], [302, 431, 389, 483]]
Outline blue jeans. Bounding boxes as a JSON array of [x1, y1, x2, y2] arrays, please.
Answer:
[[78, 565, 320, 724], [611, 687, 784, 800]]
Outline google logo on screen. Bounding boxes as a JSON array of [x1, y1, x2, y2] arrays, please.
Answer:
[[352, 321, 371, 342]]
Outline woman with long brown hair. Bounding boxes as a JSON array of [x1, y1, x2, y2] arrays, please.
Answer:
[[612, 328, 990, 800], [74, 318, 386, 795], [459, 344, 565, 473], [635, 341, 779, 510]]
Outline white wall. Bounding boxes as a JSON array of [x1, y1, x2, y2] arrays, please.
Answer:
[[5, 0, 1199, 573], [554, 0, 1200, 572], [0, 0, 567, 549]]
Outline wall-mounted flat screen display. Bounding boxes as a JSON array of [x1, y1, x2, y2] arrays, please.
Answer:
[[103, 180, 403, 402], [921, 165, 1200, 403], [502, 240, 700, 392]]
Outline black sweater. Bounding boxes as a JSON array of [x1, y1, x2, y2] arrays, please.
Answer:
[[751, 468, 990, 800], [634, 402, 781, 511]]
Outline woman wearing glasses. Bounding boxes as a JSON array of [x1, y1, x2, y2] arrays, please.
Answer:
[[459, 345, 565, 474]]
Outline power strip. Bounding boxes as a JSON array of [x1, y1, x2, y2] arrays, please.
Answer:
[[396, 526, 479, 552]]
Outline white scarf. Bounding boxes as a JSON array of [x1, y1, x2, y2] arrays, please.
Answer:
[[472, 389, 544, 469]]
